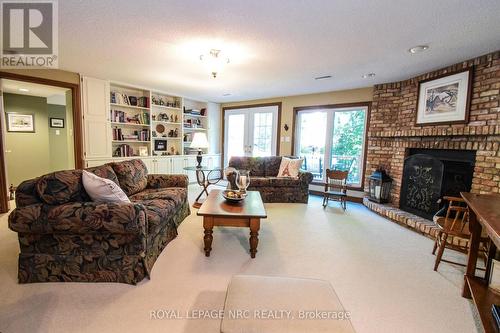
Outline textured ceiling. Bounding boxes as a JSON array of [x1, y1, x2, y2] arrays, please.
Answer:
[[58, 0, 500, 102]]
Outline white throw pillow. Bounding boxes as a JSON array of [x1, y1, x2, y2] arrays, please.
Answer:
[[277, 157, 303, 178], [82, 170, 131, 203]]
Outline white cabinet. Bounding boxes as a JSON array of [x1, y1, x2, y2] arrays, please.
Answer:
[[156, 157, 171, 174], [202, 154, 222, 169], [141, 158, 155, 174], [171, 156, 185, 175], [81, 77, 111, 158]]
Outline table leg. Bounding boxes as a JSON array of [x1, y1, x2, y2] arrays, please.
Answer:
[[249, 218, 260, 258], [462, 208, 483, 298], [203, 217, 214, 257]]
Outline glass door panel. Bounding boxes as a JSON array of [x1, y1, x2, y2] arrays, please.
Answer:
[[225, 113, 246, 164], [295, 111, 327, 181], [224, 106, 278, 166], [252, 111, 274, 157], [330, 109, 367, 186]]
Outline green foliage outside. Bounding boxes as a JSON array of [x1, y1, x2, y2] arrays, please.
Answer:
[[331, 110, 365, 183]]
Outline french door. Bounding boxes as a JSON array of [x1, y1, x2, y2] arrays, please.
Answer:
[[223, 105, 279, 166]]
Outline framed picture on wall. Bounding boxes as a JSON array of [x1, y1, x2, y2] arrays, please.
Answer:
[[6, 113, 35, 132], [416, 68, 472, 125], [50, 118, 65, 128]]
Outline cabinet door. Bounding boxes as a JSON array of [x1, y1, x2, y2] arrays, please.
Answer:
[[205, 156, 213, 168], [141, 158, 155, 174], [82, 77, 111, 158], [212, 154, 222, 169], [185, 156, 198, 183], [171, 157, 185, 175], [156, 157, 171, 174]]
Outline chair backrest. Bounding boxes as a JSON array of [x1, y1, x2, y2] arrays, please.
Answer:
[[325, 169, 348, 192], [440, 196, 469, 235]]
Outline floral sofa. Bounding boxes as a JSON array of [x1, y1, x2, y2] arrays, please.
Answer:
[[8, 159, 190, 285], [227, 156, 313, 203]]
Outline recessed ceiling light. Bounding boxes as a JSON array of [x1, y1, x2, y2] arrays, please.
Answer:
[[362, 73, 376, 79], [222, 93, 231, 96], [19, 88, 29, 92], [315, 75, 332, 80], [408, 45, 429, 54]]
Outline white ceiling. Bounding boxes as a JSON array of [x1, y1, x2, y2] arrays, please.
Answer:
[[2, 79, 69, 105], [59, 0, 500, 103]]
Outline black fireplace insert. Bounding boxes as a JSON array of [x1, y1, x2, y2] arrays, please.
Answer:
[[400, 149, 475, 220]]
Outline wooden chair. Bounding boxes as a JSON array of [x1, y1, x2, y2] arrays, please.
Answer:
[[322, 169, 348, 210], [432, 196, 489, 271]]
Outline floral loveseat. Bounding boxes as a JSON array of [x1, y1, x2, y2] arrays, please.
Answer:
[[227, 156, 313, 203], [8, 159, 190, 285]]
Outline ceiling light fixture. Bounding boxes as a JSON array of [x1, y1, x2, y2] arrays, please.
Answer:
[[408, 45, 429, 54], [19, 88, 29, 92], [315, 75, 332, 80], [362, 73, 376, 79], [200, 49, 230, 78]]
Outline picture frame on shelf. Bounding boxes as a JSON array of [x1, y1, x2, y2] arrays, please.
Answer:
[[7, 113, 35, 132], [416, 68, 472, 125], [154, 139, 167, 151], [50, 118, 65, 128], [138, 147, 148, 157], [128, 96, 138, 106]]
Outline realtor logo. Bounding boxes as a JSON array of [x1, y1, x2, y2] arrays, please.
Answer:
[[1, 0, 58, 68]]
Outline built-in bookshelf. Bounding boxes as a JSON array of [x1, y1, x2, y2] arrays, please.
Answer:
[[183, 98, 209, 155], [109, 83, 151, 157], [151, 91, 183, 156], [107, 83, 209, 158]]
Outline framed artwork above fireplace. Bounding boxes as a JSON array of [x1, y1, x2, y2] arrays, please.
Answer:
[[415, 68, 472, 125]]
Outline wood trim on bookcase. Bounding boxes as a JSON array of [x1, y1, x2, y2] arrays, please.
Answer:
[[291, 101, 372, 191], [0, 71, 83, 213], [221, 102, 282, 166]]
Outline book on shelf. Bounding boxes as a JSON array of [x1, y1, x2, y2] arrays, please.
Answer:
[[113, 144, 133, 157], [112, 127, 123, 140], [137, 96, 150, 108], [110, 110, 150, 125], [113, 128, 150, 141], [183, 107, 201, 115], [110, 91, 129, 105], [110, 92, 149, 108]]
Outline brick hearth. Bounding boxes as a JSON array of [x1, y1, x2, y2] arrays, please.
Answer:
[[363, 198, 468, 247], [363, 50, 499, 237]]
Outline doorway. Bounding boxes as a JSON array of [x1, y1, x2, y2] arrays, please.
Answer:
[[223, 103, 281, 166], [2, 79, 75, 189], [0, 72, 83, 213]]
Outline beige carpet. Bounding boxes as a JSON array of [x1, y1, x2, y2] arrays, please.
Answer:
[[0, 186, 478, 333]]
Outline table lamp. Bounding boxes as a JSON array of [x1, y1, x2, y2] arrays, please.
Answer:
[[190, 132, 209, 168]]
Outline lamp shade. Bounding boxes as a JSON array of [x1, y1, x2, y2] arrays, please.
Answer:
[[190, 132, 209, 149]]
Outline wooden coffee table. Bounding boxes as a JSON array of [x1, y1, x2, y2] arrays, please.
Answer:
[[197, 190, 267, 258]]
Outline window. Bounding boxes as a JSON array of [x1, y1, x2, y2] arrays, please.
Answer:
[[294, 105, 368, 187]]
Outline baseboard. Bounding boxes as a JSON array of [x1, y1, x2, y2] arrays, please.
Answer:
[[309, 190, 363, 203]]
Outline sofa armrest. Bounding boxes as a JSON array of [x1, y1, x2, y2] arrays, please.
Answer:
[[8, 201, 147, 235], [299, 171, 314, 186], [147, 174, 189, 189]]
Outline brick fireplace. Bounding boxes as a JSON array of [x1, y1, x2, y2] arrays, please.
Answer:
[[363, 50, 499, 237]]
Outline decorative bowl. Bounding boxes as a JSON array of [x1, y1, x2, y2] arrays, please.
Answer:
[[222, 190, 246, 203]]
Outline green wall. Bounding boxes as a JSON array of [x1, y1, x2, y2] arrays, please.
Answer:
[[48, 104, 70, 171], [4, 93, 74, 187]]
